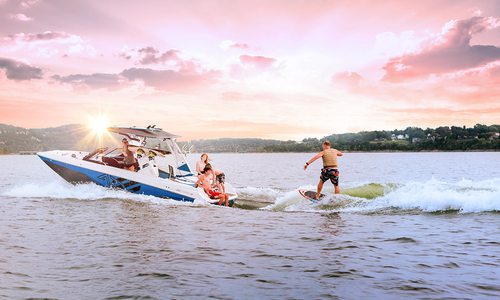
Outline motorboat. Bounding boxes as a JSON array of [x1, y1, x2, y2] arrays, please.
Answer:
[[37, 126, 238, 206]]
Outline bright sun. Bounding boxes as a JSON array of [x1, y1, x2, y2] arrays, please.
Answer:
[[89, 115, 109, 136]]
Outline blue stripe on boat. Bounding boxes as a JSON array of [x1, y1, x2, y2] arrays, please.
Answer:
[[38, 155, 195, 202]]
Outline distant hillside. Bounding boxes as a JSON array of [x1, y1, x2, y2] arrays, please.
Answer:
[[0, 123, 499, 154], [0, 124, 88, 154], [259, 124, 500, 152], [186, 124, 500, 152], [184, 138, 281, 153]]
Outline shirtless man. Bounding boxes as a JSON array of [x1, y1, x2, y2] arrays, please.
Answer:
[[122, 138, 138, 171], [303, 140, 343, 199], [203, 163, 226, 194], [195, 164, 229, 206]]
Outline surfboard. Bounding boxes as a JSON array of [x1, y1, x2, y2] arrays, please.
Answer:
[[298, 189, 325, 201]]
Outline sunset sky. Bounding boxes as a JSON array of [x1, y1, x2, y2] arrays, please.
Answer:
[[0, 0, 499, 140]]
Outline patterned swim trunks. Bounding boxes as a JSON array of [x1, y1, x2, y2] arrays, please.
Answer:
[[320, 168, 339, 186]]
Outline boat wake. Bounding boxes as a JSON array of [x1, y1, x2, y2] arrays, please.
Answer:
[[2, 181, 205, 206], [3, 178, 500, 213], [257, 178, 500, 214]]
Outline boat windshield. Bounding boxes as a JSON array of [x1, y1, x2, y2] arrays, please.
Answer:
[[141, 138, 173, 154]]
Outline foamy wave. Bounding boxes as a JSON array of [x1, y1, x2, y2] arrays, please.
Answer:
[[2, 181, 202, 206], [262, 184, 332, 211], [237, 186, 282, 201], [358, 178, 500, 213], [264, 179, 500, 213]]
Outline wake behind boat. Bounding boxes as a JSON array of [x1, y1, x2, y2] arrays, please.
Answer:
[[37, 126, 237, 206]]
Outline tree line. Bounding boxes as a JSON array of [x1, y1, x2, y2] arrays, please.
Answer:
[[261, 124, 500, 152]]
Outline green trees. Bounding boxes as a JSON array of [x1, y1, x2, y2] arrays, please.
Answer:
[[260, 124, 500, 152], [1, 123, 498, 154]]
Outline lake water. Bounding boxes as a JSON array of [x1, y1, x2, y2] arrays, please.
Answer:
[[0, 152, 499, 299]]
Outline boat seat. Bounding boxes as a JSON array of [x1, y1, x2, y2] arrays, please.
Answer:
[[103, 156, 124, 168]]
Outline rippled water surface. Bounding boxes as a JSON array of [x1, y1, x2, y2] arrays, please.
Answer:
[[0, 153, 499, 299]]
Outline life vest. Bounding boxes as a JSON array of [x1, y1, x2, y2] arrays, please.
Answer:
[[322, 149, 338, 167]]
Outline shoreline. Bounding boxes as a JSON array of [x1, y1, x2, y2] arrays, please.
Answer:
[[3, 149, 499, 155], [192, 149, 500, 154]]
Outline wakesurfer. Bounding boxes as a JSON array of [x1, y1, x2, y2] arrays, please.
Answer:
[[303, 140, 343, 199]]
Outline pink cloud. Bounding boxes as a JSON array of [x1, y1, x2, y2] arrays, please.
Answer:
[[0, 57, 42, 80], [1, 31, 74, 44], [138, 47, 178, 64], [9, 13, 32, 21], [0, 31, 96, 58], [120, 67, 220, 91], [332, 71, 363, 89], [51, 73, 123, 90], [21, 0, 40, 9], [383, 16, 500, 81], [52, 67, 221, 91], [219, 40, 250, 50], [239, 54, 276, 70], [52, 51, 220, 91], [119, 47, 201, 71], [231, 42, 249, 49]]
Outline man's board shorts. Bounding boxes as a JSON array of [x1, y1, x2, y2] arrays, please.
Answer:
[[320, 168, 339, 186], [216, 173, 225, 184], [208, 190, 221, 198]]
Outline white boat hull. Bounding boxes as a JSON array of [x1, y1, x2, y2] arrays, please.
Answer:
[[37, 150, 238, 205]]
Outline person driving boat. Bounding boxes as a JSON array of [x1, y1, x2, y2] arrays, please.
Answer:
[[122, 138, 138, 171]]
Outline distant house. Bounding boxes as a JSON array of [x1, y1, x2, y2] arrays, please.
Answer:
[[391, 134, 407, 140], [489, 132, 500, 140], [412, 137, 421, 143]]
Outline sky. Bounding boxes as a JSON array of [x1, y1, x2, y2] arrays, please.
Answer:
[[0, 0, 499, 140]]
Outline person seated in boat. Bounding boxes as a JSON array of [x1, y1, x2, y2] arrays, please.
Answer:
[[197, 154, 226, 193], [196, 153, 209, 175], [195, 164, 229, 206], [211, 165, 226, 194], [122, 138, 138, 171], [200, 161, 226, 193]]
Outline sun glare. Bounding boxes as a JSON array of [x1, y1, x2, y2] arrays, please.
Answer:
[[89, 116, 109, 135], [86, 115, 111, 148], [81, 114, 115, 148]]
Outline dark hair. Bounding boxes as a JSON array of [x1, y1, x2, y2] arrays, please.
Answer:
[[323, 140, 331, 146], [203, 163, 212, 174]]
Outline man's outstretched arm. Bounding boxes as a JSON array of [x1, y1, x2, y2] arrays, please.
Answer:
[[304, 151, 323, 170]]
